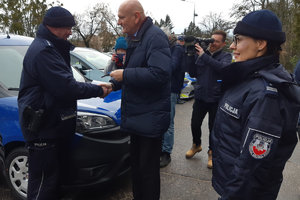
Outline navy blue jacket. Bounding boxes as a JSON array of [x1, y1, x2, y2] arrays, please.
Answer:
[[170, 43, 185, 94], [212, 55, 300, 200], [188, 49, 232, 102], [18, 24, 103, 142], [111, 17, 171, 138]]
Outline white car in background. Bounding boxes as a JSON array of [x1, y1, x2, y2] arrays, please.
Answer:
[[180, 73, 196, 100]]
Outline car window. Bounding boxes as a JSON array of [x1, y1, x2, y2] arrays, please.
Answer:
[[70, 55, 92, 70], [72, 49, 110, 70], [0, 46, 28, 89], [71, 67, 86, 83]]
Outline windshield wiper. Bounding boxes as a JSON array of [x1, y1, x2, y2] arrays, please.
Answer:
[[8, 88, 19, 91]]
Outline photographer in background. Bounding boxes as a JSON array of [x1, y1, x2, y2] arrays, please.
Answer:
[[185, 30, 232, 169], [104, 36, 127, 75]]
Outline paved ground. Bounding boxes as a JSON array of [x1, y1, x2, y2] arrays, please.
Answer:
[[0, 99, 300, 200]]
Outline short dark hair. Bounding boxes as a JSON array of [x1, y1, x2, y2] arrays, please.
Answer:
[[252, 38, 282, 56], [265, 41, 282, 56], [213, 30, 227, 42]]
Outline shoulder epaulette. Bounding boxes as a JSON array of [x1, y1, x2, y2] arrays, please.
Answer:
[[43, 39, 53, 47], [265, 82, 278, 96]]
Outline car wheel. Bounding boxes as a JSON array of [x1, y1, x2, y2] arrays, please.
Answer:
[[5, 147, 28, 200]]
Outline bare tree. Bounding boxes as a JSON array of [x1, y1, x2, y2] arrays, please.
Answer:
[[230, 0, 269, 20], [73, 2, 122, 49], [99, 5, 122, 37], [73, 4, 105, 48], [199, 12, 235, 37]]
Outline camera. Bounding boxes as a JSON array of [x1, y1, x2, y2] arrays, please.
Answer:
[[184, 36, 215, 56]]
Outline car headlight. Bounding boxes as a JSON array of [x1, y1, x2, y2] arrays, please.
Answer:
[[76, 111, 117, 133]]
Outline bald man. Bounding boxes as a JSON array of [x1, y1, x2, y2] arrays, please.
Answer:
[[107, 1, 171, 199]]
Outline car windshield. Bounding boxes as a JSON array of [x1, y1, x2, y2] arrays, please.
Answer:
[[72, 49, 111, 70], [0, 46, 28, 89]]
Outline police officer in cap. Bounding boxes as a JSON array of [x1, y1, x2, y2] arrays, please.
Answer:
[[18, 6, 109, 200], [211, 9, 300, 200]]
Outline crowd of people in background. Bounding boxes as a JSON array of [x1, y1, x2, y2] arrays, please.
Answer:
[[17, 0, 300, 200]]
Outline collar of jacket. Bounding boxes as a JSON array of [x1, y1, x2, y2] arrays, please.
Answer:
[[36, 24, 74, 64], [209, 48, 224, 57], [221, 55, 280, 90], [126, 17, 153, 47], [37, 24, 74, 50]]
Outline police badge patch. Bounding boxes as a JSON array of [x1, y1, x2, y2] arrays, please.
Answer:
[[249, 134, 273, 159]]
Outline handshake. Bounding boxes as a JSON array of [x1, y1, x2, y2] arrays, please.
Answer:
[[98, 69, 124, 98]]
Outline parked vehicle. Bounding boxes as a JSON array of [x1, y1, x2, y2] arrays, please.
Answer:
[[0, 33, 130, 200], [70, 47, 111, 81], [71, 47, 196, 100], [180, 73, 196, 99]]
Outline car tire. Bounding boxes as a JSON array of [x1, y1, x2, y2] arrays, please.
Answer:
[[5, 147, 28, 200]]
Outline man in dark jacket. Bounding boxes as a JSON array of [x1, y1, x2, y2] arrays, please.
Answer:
[[185, 30, 232, 169], [106, 1, 171, 199], [18, 7, 108, 200], [160, 31, 185, 168]]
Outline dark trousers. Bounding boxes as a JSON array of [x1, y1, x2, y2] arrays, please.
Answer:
[[191, 99, 218, 150], [27, 137, 72, 200], [130, 134, 162, 200]]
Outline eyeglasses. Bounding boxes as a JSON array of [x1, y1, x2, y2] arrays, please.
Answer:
[[233, 34, 241, 46]]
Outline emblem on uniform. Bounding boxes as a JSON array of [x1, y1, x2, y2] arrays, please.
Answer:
[[249, 133, 273, 159]]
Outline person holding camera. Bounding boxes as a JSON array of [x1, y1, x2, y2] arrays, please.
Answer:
[[104, 36, 127, 75], [18, 7, 109, 200], [185, 30, 232, 169], [212, 10, 299, 200]]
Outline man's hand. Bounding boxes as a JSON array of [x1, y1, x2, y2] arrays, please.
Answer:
[[110, 69, 124, 82], [99, 83, 113, 98], [195, 43, 205, 56]]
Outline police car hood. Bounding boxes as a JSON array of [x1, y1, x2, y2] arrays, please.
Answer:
[[258, 65, 300, 104], [77, 90, 122, 124]]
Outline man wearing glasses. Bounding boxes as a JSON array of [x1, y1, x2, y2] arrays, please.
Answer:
[[185, 30, 232, 169]]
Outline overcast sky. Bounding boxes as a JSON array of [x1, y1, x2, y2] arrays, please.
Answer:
[[53, 0, 238, 34]]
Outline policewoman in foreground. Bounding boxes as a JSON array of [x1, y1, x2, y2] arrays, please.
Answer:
[[211, 9, 300, 200]]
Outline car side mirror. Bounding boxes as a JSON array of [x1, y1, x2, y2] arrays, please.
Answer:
[[72, 64, 86, 75]]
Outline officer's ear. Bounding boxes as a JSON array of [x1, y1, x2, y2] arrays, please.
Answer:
[[256, 40, 267, 53]]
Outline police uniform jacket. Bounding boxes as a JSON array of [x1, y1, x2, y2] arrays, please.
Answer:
[[188, 49, 232, 103], [212, 55, 300, 200], [18, 24, 104, 142], [110, 17, 171, 138]]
